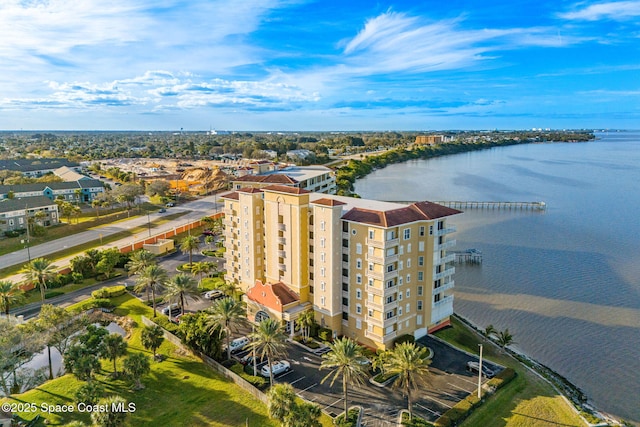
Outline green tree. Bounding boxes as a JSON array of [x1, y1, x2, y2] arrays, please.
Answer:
[[91, 395, 128, 427], [163, 273, 200, 315], [134, 264, 168, 317], [206, 298, 246, 360], [145, 180, 171, 198], [319, 337, 368, 419], [21, 257, 57, 304], [0, 280, 25, 315], [123, 352, 151, 390], [267, 383, 296, 422], [384, 342, 431, 420], [191, 261, 215, 286], [75, 381, 105, 405], [497, 329, 516, 350], [125, 249, 156, 277], [96, 248, 121, 279], [180, 235, 201, 267], [103, 333, 128, 376], [484, 324, 497, 338], [64, 325, 108, 381], [248, 318, 287, 387], [297, 310, 315, 342], [140, 325, 164, 360], [38, 304, 86, 380]]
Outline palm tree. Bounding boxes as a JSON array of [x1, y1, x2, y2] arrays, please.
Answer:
[[180, 235, 201, 267], [123, 353, 150, 390], [384, 342, 431, 420], [204, 235, 215, 250], [163, 273, 200, 315], [134, 265, 168, 317], [497, 329, 516, 350], [218, 281, 240, 300], [484, 324, 497, 339], [190, 261, 215, 287], [248, 318, 288, 387], [319, 337, 368, 419], [267, 383, 297, 423], [141, 325, 164, 360], [297, 310, 315, 342], [0, 280, 25, 315], [206, 298, 246, 360], [22, 257, 57, 304], [102, 334, 128, 376], [125, 249, 156, 277]]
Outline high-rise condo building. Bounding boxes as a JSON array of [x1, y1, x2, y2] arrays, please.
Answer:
[[222, 185, 461, 350]]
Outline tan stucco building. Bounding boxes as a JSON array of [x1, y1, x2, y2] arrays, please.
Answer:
[[222, 185, 461, 349]]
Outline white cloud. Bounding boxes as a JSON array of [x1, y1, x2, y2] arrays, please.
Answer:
[[559, 1, 640, 21]]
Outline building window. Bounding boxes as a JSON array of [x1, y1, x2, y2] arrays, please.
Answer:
[[398, 277, 403, 286], [368, 263, 374, 271], [342, 297, 349, 306], [342, 312, 349, 320], [418, 272, 424, 281], [356, 243, 362, 254], [399, 245, 404, 255], [429, 225, 433, 235], [399, 261, 403, 271], [398, 307, 403, 316], [368, 278, 374, 287], [418, 242, 425, 252], [386, 311, 394, 320], [356, 274, 362, 284], [403, 229, 411, 240], [369, 230, 374, 239], [407, 259, 411, 268], [419, 226, 425, 236], [321, 296, 326, 306], [418, 286, 423, 296], [386, 280, 394, 289], [417, 300, 423, 310], [356, 289, 362, 299], [320, 281, 326, 291], [320, 238, 325, 248], [418, 256, 424, 266], [434, 294, 441, 303], [356, 319, 362, 329], [356, 304, 362, 314], [398, 292, 403, 301], [406, 289, 410, 298], [387, 264, 394, 273], [356, 259, 362, 269], [320, 267, 326, 277], [407, 243, 412, 253], [320, 221, 325, 231], [368, 309, 373, 317], [406, 303, 410, 313]]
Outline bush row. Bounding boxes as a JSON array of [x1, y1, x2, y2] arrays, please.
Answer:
[[91, 285, 126, 299], [228, 362, 268, 389]]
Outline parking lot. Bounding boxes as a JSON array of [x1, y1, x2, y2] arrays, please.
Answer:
[[242, 335, 503, 426]]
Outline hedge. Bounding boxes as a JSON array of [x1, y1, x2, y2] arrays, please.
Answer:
[[393, 334, 415, 347], [44, 291, 64, 299], [334, 408, 360, 427], [229, 362, 268, 389], [318, 327, 333, 342], [401, 412, 434, 426], [91, 285, 126, 299]]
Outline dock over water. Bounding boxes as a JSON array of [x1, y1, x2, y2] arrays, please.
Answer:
[[451, 249, 483, 264], [384, 200, 547, 211]]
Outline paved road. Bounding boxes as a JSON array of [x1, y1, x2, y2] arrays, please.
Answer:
[[0, 194, 224, 282]]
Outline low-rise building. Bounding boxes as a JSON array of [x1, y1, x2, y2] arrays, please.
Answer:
[[0, 158, 80, 177], [231, 165, 336, 194], [0, 179, 104, 203], [0, 196, 60, 232]]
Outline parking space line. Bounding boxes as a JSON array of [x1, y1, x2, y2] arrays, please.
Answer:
[[323, 397, 343, 411], [421, 394, 453, 409], [448, 382, 474, 394], [277, 370, 294, 379], [289, 376, 306, 386], [457, 376, 479, 387], [437, 389, 464, 400], [299, 382, 317, 393], [415, 403, 440, 417]]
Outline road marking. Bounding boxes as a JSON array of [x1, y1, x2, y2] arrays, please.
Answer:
[[438, 389, 463, 400], [300, 382, 317, 393], [415, 403, 440, 417], [448, 382, 474, 393], [277, 370, 294, 379], [457, 376, 479, 386], [289, 376, 306, 386], [421, 394, 453, 408], [323, 397, 343, 411], [303, 356, 314, 362]]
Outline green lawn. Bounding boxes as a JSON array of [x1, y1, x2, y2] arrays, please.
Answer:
[[434, 317, 586, 427], [1, 294, 279, 427]]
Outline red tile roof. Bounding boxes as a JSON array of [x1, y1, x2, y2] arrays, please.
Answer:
[[261, 185, 310, 195], [245, 280, 299, 311], [237, 187, 263, 194], [234, 174, 298, 184], [312, 198, 347, 207], [220, 192, 239, 200], [342, 202, 461, 226]]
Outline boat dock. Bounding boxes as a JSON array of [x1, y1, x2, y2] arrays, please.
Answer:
[[384, 200, 546, 211], [450, 249, 483, 264]]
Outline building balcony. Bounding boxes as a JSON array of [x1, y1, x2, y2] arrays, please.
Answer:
[[366, 300, 383, 312], [342, 261, 350, 269], [385, 254, 399, 263], [367, 270, 383, 281], [435, 225, 457, 236], [342, 290, 350, 299], [431, 295, 454, 324], [433, 280, 454, 295], [384, 285, 397, 298], [365, 330, 383, 342], [367, 285, 383, 297], [342, 304, 349, 313], [436, 239, 457, 251], [277, 237, 286, 245], [367, 316, 383, 328], [278, 263, 287, 271], [223, 208, 234, 215], [385, 300, 398, 311], [277, 223, 286, 231], [366, 238, 384, 248], [383, 330, 398, 341], [434, 266, 455, 281], [278, 250, 286, 258], [366, 254, 383, 264], [439, 253, 456, 264]]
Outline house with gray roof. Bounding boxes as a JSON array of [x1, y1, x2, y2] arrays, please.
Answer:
[[0, 158, 80, 177], [0, 179, 104, 203], [0, 196, 60, 233]]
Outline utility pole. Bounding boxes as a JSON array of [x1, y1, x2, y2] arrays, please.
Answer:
[[23, 204, 32, 263], [147, 211, 151, 237], [477, 344, 483, 399]]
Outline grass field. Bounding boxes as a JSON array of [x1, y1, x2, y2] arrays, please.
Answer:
[[434, 317, 586, 427]]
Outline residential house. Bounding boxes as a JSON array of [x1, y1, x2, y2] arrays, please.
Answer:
[[0, 196, 60, 232]]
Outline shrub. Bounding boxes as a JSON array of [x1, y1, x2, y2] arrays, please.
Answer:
[[229, 362, 268, 389], [44, 290, 64, 299], [71, 272, 84, 284], [334, 408, 360, 427], [4, 230, 20, 238], [401, 412, 434, 426], [91, 285, 126, 299], [394, 334, 415, 347], [318, 327, 333, 342], [486, 367, 516, 391], [93, 298, 114, 308], [153, 316, 180, 333]]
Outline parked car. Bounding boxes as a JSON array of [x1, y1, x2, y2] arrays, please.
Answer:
[[166, 202, 175, 207], [202, 229, 215, 236], [204, 290, 224, 300], [240, 353, 266, 366], [158, 208, 166, 213], [227, 336, 250, 353], [260, 360, 291, 377], [466, 361, 495, 378], [161, 303, 181, 317]]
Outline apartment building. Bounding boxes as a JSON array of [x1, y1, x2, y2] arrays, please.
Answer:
[[231, 165, 336, 194], [222, 185, 460, 349]]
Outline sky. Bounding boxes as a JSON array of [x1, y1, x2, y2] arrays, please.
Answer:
[[1, 0, 639, 131]]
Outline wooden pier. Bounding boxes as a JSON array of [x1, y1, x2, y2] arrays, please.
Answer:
[[384, 200, 546, 211], [451, 249, 483, 264]]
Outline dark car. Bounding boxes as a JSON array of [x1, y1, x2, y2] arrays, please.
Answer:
[[159, 208, 167, 213], [466, 361, 495, 378]]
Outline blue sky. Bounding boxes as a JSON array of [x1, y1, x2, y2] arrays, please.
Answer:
[[1, 0, 639, 131]]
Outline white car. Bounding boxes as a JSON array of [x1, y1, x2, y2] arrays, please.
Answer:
[[204, 290, 224, 300], [467, 361, 495, 378], [261, 360, 290, 377], [227, 336, 250, 353]]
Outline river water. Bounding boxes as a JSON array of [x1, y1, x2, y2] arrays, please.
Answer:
[[354, 131, 640, 423]]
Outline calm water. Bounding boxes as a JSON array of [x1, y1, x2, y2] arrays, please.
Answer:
[[354, 132, 640, 423]]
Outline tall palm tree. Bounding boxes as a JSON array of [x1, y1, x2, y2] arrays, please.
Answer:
[[134, 265, 168, 317], [22, 258, 57, 304], [218, 281, 240, 300], [384, 342, 431, 420], [180, 235, 201, 267], [103, 333, 128, 376], [497, 329, 516, 350], [125, 249, 156, 276], [319, 337, 368, 419], [163, 273, 200, 315], [248, 318, 288, 387], [0, 280, 25, 315], [190, 261, 215, 287], [206, 298, 246, 360], [484, 324, 497, 339]]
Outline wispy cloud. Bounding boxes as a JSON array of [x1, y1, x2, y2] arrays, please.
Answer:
[[559, 1, 640, 21]]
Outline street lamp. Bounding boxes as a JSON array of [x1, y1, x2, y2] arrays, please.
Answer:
[[477, 344, 483, 398], [147, 211, 151, 237], [23, 203, 32, 263]]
